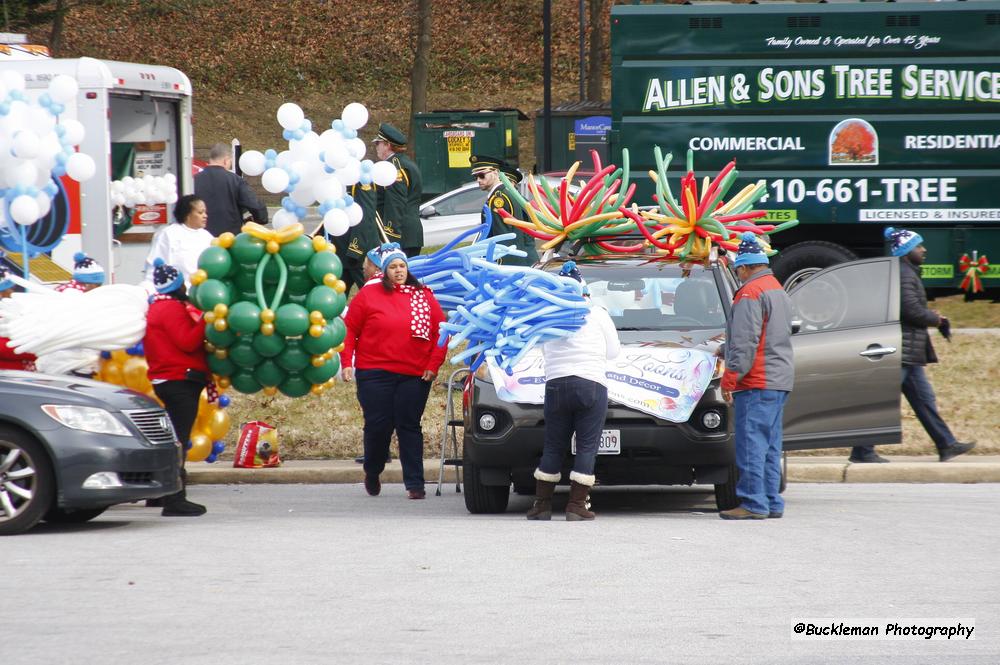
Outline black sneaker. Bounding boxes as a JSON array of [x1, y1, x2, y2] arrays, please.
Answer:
[[161, 498, 207, 517], [364, 474, 381, 496], [849, 453, 890, 463], [939, 441, 976, 462]]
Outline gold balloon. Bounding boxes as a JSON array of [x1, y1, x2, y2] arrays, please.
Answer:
[[187, 433, 213, 462], [311, 355, 325, 367], [217, 376, 231, 389], [260, 322, 275, 336], [214, 349, 228, 360], [204, 312, 216, 324], [122, 356, 151, 393], [208, 408, 231, 440], [110, 349, 128, 365], [312, 236, 328, 252], [323, 273, 337, 288], [101, 360, 124, 386], [334, 280, 346, 294], [308, 324, 323, 337], [214, 303, 229, 318], [311, 384, 323, 395], [263, 386, 278, 396], [260, 308, 275, 323], [266, 240, 280, 254], [309, 310, 324, 324], [334, 343, 345, 353], [218, 232, 235, 248], [191, 270, 208, 286], [214, 318, 228, 332]]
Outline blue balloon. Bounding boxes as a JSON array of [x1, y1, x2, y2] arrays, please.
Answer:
[[205, 453, 218, 464], [283, 129, 293, 141], [282, 196, 296, 212], [100, 350, 112, 359], [44, 182, 59, 197], [265, 148, 277, 159], [0, 102, 10, 116], [302, 119, 312, 132], [50, 103, 64, 116], [344, 128, 357, 140], [292, 129, 305, 141], [212, 441, 226, 454], [332, 119, 344, 131], [218, 394, 231, 408], [295, 206, 307, 218], [361, 159, 373, 172], [184, 439, 193, 451], [342, 194, 354, 206], [359, 174, 372, 185]]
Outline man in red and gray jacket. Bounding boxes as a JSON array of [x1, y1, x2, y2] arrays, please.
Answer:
[[719, 232, 795, 520]]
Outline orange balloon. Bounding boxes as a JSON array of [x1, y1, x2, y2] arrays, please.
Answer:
[[208, 408, 231, 440], [187, 433, 212, 462], [122, 356, 150, 392], [101, 361, 124, 386], [110, 350, 128, 365]]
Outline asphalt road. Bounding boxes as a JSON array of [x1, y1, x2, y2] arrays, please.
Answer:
[[4, 484, 997, 665]]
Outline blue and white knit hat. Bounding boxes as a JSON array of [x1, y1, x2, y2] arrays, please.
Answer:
[[733, 232, 769, 267], [884, 227, 923, 257], [152, 258, 184, 294], [72, 252, 105, 285], [367, 242, 407, 271], [559, 260, 589, 295]]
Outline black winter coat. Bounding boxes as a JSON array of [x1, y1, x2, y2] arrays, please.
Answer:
[[900, 258, 940, 366], [194, 165, 269, 237]]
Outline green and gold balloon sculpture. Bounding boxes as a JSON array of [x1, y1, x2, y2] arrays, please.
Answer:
[[189, 221, 347, 398]]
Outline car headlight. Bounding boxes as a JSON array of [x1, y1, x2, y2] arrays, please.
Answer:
[[42, 405, 132, 436], [701, 410, 723, 430], [479, 413, 497, 431]]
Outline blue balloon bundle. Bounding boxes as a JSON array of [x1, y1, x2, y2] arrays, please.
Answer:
[[408, 225, 590, 373]]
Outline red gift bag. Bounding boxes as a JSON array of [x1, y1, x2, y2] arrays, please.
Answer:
[[233, 420, 282, 468]]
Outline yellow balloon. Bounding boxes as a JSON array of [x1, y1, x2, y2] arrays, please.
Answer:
[[308, 324, 323, 337], [312, 236, 328, 252], [208, 408, 231, 440], [122, 356, 150, 392], [260, 308, 275, 323], [214, 318, 228, 332], [204, 312, 216, 324], [217, 232, 235, 248], [214, 303, 228, 318], [323, 273, 337, 288], [101, 361, 124, 386], [263, 386, 278, 396], [217, 376, 232, 389], [261, 322, 275, 336], [266, 240, 280, 254], [191, 270, 207, 286], [187, 434, 212, 462], [110, 350, 128, 364]]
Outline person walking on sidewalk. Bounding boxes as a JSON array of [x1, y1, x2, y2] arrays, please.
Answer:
[[527, 262, 621, 522], [339, 243, 447, 499], [719, 233, 795, 521], [849, 228, 975, 464], [144, 259, 209, 517]]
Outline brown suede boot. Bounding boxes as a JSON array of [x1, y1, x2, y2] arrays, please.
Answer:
[[566, 480, 595, 521], [526, 479, 557, 520]]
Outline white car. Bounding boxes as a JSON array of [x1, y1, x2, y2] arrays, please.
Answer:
[[419, 177, 575, 248]]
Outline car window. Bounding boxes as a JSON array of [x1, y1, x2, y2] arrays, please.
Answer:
[[433, 187, 488, 216], [582, 265, 725, 330], [789, 259, 890, 332]]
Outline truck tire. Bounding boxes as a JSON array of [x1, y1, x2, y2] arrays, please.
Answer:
[[463, 460, 510, 514], [0, 426, 55, 536], [771, 241, 858, 285], [714, 464, 739, 512]]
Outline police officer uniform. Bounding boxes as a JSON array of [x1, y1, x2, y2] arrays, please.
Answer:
[[374, 123, 423, 257], [330, 181, 380, 295], [470, 154, 538, 266]]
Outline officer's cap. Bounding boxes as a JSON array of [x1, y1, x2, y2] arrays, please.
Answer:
[[470, 154, 503, 175], [500, 161, 523, 185], [373, 123, 407, 147]]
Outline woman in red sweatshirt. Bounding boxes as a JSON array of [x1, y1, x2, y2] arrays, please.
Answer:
[[144, 258, 208, 517], [340, 243, 447, 499], [0, 265, 36, 371]]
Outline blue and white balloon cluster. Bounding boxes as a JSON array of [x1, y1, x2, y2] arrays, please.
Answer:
[[408, 225, 590, 373], [235, 101, 398, 237], [0, 70, 95, 233]]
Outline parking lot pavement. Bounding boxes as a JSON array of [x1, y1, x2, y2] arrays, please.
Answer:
[[7, 484, 998, 664]]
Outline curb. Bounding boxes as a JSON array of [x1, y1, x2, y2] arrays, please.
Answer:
[[187, 457, 1000, 485]]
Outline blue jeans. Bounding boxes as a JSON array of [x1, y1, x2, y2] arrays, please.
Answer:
[[355, 369, 432, 491], [538, 376, 608, 479], [733, 389, 789, 515], [852, 364, 956, 458]]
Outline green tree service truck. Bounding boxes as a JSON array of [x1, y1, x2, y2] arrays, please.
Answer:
[[610, 0, 1000, 293]]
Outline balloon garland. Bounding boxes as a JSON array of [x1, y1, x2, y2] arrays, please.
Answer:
[[189, 222, 347, 398]]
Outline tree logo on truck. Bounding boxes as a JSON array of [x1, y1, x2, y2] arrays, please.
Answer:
[[829, 118, 878, 166]]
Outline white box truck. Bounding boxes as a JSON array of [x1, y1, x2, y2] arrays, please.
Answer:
[[4, 57, 193, 284]]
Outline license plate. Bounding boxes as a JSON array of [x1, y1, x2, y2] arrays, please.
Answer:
[[571, 429, 621, 455]]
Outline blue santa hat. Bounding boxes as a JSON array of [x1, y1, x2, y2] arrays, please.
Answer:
[[72, 251, 105, 285], [884, 227, 923, 257], [733, 232, 769, 268], [152, 258, 183, 294]]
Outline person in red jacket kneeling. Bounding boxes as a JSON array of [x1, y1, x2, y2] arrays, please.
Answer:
[[144, 258, 209, 517], [340, 243, 447, 500]]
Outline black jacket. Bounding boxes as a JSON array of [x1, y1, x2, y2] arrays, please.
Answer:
[[900, 258, 940, 366], [194, 165, 268, 236]]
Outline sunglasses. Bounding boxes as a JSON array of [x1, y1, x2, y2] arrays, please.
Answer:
[[474, 172, 491, 180]]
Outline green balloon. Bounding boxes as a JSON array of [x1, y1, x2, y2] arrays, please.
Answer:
[[187, 284, 201, 310], [196, 279, 232, 311], [228, 301, 262, 334], [278, 373, 312, 398], [287, 293, 307, 307], [304, 357, 339, 384], [207, 354, 236, 377], [228, 338, 261, 368], [230, 368, 262, 394], [276, 341, 311, 372], [232, 266, 257, 293], [301, 323, 336, 355], [205, 325, 237, 349], [305, 286, 345, 320], [252, 332, 287, 358], [307, 250, 342, 283], [230, 233, 266, 265], [274, 303, 310, 337], [239, 290, 259, 304], [285, 268, 314, 296], [261, 257, 281, 284], [198, 246, 233, 279], [279, 235, 315, 266], [254, 359, 287, 388], [329, 317, 347, 347]]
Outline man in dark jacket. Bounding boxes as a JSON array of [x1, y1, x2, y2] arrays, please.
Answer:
[[373, 124, 422, 257], [469, 154, 539, 266], [331, 180, 380, 295], [719, 232, 795, 520], [194, 143, 269, 236], [850, 228, 975, 464]]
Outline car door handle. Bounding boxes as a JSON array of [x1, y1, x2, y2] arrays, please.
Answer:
[[859, 346, 897, 358]]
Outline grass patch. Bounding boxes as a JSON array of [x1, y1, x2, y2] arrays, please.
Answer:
[[932, 294, 1000, 329]]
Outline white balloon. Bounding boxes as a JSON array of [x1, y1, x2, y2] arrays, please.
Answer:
[[163, 172, 177, 185], [318, 129, 342, 153], [8, 160, 38, 188], [238, 150, 266, 176], [25, 110, 55, 137], [0, 71, 25, 92], [65, 152, 96, 181], [334, 159, 361, 186], [166, 191, 178, 204], [314, 176, 345, 203], [9, 194, 40, 225], [12, 130, 40, 159], [323, 144, 349, 170], [289, 185, 315, 207], [47, 75, 79, 104], [346, 138, 367, 160], [346, 203, 364, 226], [261, 167, 290, 194], [371, 160, 399, 187], [59, 118, 85, 146], [275, 150, 292, 168], [341, 103, 369, 131], [272, 209, 299, 229], [111, 192, 126, 206], [122, 176, 135, 187], [34, 192, 52, 218], [110, 180, 125, 194], [276, 103, 305, 131], [322, 208, 350, 237]]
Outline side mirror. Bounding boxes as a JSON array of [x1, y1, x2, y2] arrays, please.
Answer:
[[791, 319, 802, 335], [420, 205, 438, 218]]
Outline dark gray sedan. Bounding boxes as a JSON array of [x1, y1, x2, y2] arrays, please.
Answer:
[[0, 372, 181, 535]]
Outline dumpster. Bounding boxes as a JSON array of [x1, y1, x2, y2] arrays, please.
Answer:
[[413, 109, 523, 198], [534, 100, 611, 172]]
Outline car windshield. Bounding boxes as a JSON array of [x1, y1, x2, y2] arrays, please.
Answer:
[[577, 262, 725, 331]]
